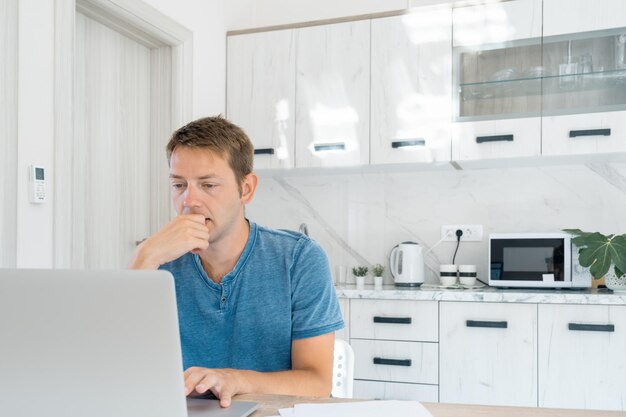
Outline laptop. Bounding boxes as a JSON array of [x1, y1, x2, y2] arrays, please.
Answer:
[[0, 269, 258, 417]]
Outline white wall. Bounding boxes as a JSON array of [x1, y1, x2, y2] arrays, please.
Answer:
[[144, 0, 227, 118], [226, 0, 408, 30], [225, 0, 464, 30], [15, 0, 55, 267], [0, 0, 18, 268], [247, 163, 626, 285]]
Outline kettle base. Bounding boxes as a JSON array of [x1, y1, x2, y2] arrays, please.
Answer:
[[394, 282, 423, 287]]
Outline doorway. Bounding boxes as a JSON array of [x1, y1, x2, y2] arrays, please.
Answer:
[[54, 0, 192, 267]]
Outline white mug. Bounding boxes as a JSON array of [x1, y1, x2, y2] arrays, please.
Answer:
[[439, 264, 458, 286], [459, 264, 477, 286]]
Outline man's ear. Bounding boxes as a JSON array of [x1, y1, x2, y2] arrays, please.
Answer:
[[240, 172, 258, 204]]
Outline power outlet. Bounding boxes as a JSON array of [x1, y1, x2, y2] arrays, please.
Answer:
[[441, 225, 483, 242]]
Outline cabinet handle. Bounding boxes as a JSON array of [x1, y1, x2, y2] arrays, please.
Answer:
[[391, 139, 426, 149], [569, 129, 611, 138], [313, 142, 346, 152], [476, 134, 514, 144], [373, 316, 412, 324], [254, 148, 275, 155], [466, 320, 508, 329], [568, 323, 615, 332], [373, 357, 412, 367]]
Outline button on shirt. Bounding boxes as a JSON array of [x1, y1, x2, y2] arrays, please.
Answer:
[[160, 221, 344, 371]]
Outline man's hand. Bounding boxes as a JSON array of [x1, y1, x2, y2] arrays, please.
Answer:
[[184, 367, 249, 408], [129, 214, 210, 269]]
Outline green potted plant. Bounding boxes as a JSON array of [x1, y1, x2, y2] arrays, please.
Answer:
[[372, 264, 384, 290], [352, 266, 369, 290], [564, 229, 626, 292]]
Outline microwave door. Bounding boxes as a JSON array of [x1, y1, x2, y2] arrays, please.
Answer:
[[490, 237, 571, 288]]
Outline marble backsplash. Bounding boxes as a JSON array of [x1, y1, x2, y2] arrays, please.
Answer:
[[246, 162, 626, 285]]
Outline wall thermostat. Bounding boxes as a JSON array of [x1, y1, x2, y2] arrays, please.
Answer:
[[29, 165, 46, 203]]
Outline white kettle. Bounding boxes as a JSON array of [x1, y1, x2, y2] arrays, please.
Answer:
[[389, 241, 425, 287]]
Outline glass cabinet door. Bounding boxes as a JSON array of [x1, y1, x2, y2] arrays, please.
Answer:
[[542, 28, 626, 116], [455, 40, 543, 121]]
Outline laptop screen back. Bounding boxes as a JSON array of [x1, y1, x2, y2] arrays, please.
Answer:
[[0, 269, 188, 417]]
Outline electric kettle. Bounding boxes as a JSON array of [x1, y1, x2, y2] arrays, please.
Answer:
[[389, 241, 425, 287]]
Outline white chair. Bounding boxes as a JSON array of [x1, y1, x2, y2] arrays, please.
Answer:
[[332, 339, 354, 398]]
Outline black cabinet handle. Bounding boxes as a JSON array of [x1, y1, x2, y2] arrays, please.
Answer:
[[569, 129, 611, 138], [391, 139, 426, 149], [373, 316, 412, 324], [466, 320, 508, 329], [373, 357, 412, 367], [476, 134, 514, 144], [568, 323, 615, 332], [254, 148, 275, 155], [313, 142, 345, 152]]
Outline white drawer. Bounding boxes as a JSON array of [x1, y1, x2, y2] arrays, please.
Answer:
[[354, 380, 438, 402], [350, 299, 438, 342], [542, 111, 626, 156], [352, 339, 438, 385], [452, 118, 541, 161]]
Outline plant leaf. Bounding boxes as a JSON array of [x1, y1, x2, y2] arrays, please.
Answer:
[[577, 233, 615, 279], [610, 235, 626, 277]]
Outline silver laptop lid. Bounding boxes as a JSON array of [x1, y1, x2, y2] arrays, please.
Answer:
[[0, 269, 188, 417]]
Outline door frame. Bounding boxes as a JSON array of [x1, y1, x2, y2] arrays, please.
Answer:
[[53, 0, 193, 267]]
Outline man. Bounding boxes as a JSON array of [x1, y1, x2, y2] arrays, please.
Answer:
[[130, 116, 344, 408]]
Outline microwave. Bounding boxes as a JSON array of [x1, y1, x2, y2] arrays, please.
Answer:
[[489, 233, 592, 289]]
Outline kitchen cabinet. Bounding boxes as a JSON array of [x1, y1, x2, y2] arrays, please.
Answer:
[[541, 0, 626, 156], [226, 30, 296, 170], [350, 299, 438, 402], [452, 0, 543, 161], [295, 20, 370, 168], [370, 7, 452, 165], [439, 302, 537, 407], [453, 0, 626, 161], [538, 304, 626, 411], [336, 297, 349, 341]]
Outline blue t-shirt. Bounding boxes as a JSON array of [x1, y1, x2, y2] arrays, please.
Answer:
[[160, 221, 344, 371]]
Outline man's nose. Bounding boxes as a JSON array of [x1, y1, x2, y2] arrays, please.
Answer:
[[182, 185, 201, 208]]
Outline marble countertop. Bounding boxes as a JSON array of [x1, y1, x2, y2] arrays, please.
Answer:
[[335, 283, 626, 305]]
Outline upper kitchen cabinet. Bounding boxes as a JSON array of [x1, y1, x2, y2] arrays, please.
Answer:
[[295, 21, 370, 168], [452, 0, 543, 161], [541, 0, 626, 156], [370, 7, 452, 165], [227, 30, 296, 169]]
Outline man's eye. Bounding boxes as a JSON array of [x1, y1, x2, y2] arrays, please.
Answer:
[[202, 183, 216, 189], [171, 183, 185, 189]]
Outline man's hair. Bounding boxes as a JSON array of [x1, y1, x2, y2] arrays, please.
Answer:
[[166, 116, 254, 194]]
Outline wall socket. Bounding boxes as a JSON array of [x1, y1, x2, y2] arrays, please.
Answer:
[[441, 225, 483, 242]]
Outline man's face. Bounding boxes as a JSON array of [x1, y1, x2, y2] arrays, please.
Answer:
[[169, 147, 245, 245]]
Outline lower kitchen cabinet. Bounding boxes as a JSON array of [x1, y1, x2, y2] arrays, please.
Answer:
[[439, 301, 538, 407], [351, 339, 438, 385], [336, 297, 349, 341], [538, 304, 626, 411], [340, 294, 625, 410], [349, 299, 439, 401], [354, 380, 438, 402]]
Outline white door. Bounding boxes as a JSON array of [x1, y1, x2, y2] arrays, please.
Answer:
[[227, 30, 296, 170], [0, 0, 18, 267], [370, 8, 452, 165], [538, 304, 626, 411], [439, 301, 537, 407], [72, 12, 153, 268], [295, 20, 370, 168]]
